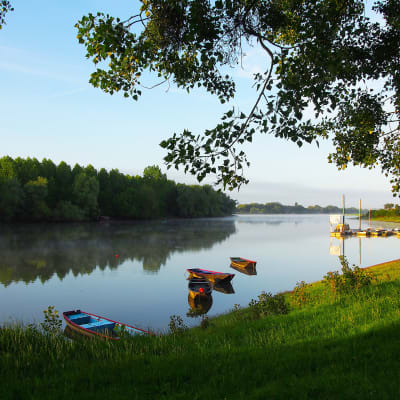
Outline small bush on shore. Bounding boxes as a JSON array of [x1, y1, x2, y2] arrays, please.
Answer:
[[324, 256, 374, 297], [248, 291, 289, 319], [291, 280, 310, 307], [168, 315, 188, 334]]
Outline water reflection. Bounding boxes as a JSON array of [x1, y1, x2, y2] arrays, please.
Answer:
[[187, 293, 213, 317], [188, 278, 213, 296], [187, 278, 213, 317], [0, 219, 236, 286], [235, 214, 319, 226], [329, 230, 394, 267], [186, 275, 235, 317], [213, 280, 235, 294]]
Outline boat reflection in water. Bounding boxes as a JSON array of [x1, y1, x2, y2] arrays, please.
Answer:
[[213, 280, 235, 294], [186, 275, 236, 317], [187, 278, 213, 317], [188, 277, 212, 296], [187, 293, 213, 316], [230, 263, 257, 276]]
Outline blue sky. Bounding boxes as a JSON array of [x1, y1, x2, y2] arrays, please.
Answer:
[[0, 1, 396, 208]]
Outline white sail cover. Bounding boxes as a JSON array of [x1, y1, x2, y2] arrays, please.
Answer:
[[329, 215, 342, 225]]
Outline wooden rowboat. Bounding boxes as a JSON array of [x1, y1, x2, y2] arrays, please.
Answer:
[[188, 277, 213, 297], [63, 310, 151, 340], [230, 257, 257, 269], [187, 268, 235, 283], [230, 263, 257, 276]]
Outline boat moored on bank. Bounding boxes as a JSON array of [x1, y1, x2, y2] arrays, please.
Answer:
[[63, 310, 151, 340]]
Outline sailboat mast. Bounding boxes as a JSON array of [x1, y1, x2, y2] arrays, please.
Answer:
[[342, 194, 345, 225]]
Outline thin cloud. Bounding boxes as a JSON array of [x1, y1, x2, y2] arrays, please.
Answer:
[[0, 61, 83, 85], [46, 87, 88, 99]]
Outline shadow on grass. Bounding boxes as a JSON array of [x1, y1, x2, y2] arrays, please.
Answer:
[[2, 321, 400, 400]]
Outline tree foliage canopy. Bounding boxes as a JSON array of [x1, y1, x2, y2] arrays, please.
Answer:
[[236, 201, 364, 214], [0, 1, 13, 30], [76, 0, 400, 193], [0, 157, 236, 222]]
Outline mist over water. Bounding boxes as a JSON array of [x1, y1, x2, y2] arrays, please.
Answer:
[[1, 215, 399, 331]]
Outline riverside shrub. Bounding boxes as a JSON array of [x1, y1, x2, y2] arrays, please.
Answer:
[[291, 281, 310, 308], [324, 256, 373, 296], [168, 315, 188, 334], [248, 292, 289, 319]]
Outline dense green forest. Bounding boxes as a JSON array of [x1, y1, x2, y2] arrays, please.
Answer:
[[236, 202, 363, 215], [0, 156, 236, 222]]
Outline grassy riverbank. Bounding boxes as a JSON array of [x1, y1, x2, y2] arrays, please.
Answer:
[[2, 260, 400, 399], [370, 216, 400, 223], [368, 208, 400, 223]]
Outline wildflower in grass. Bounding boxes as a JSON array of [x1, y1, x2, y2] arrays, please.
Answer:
[[168, 315, 188, 334], [40, 306, 62, 334], [291, 281, 310, 308]]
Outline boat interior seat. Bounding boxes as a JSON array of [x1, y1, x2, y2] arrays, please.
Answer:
[[68, 313, 91, 325], [81, 321, 116, 332]]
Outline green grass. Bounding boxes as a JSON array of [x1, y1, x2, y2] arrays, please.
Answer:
[[370, 216, 400, 223], [2, 261, 400, 399]]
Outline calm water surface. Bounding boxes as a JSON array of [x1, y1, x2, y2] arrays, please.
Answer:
[[1, 215, 399, 331]]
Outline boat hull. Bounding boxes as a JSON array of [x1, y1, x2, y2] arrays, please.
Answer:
[[187, 268, 234, 283], [230, 257, 257, 269], [63, 310, 151, 340], [64, 318, 116, 340], [188, 278, 213, 296], [230, 263, 257, 276]]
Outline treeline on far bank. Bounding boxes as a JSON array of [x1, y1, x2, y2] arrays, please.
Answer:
[[369, 204, 400, 221], [0, 156, 236, 222], [236, 202, 363, 214]]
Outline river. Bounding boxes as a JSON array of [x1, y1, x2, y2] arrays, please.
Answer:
[[1, 214, 399, 331]]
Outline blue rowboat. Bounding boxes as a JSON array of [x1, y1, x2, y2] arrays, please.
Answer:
[[63, 310, 151, 340]]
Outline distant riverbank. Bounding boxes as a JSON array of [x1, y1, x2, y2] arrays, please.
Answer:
[[368, 208, 400, 223], [370, 216, 400, 223], [236, 201, 365, 214]]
